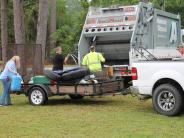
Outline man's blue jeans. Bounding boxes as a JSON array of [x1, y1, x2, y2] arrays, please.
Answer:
[[0, 78, 11, 105]]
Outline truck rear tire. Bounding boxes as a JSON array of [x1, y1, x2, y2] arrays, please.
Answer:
[[153, 84, 183, 116]]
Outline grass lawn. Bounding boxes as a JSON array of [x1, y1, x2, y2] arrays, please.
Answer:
[[0, 89, 184, 137]]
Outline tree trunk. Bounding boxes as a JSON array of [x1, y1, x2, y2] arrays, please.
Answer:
[[35, 0, 48, 74], [160, 0, 165, 11], [1, 0, 8, 66], [49, 0, 57, 59], [13, 0, 26, 75]]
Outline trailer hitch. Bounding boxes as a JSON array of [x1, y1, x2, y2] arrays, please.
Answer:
[[128, 86, 151, 100]]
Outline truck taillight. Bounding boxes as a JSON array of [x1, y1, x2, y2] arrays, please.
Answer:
[[131, 67, 138, 80]]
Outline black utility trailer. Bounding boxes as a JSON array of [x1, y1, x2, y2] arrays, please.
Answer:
[[22, 68, 125, 105]]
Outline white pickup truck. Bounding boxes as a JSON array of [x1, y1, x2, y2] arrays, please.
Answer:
[[131, 60, 184, 116]]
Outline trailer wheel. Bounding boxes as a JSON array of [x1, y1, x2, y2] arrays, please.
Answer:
[[28, 87, 48, 105], [69, 94, 84, 100], [153, 84, 183, 116]]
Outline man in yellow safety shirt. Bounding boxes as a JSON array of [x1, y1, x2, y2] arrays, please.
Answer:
[[82, 46, 105, 73]]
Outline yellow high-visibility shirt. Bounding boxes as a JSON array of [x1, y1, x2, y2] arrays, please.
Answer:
[[82, 52, 105, 72]]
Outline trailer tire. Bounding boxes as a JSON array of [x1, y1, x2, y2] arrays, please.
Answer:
[[153, 84, 183, 116], [44, 70, 61, 81], [69, 94, 84, 100], [28, 87, 48, 105]]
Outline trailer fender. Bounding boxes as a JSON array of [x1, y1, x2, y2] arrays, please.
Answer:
[[26, 84, 52, 97]]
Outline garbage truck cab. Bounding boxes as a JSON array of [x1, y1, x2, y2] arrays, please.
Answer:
[[78, 2, 183, 77]]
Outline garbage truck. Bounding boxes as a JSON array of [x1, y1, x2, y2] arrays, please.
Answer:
[[78, 2, 182, 77], [78, 2, 184, 116]]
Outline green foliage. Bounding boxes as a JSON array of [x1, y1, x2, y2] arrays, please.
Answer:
[[165, 0, 184, 28], [75, 0, 89, 41], [24, 0, 38, 42], [50, 0, 89, 57], [50, 0, 78, 57], [6, 0, 38, 43], [2, 0, 184, 59]]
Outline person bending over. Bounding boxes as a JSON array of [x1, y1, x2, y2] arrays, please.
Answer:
[[0, 56, 20, 106]]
